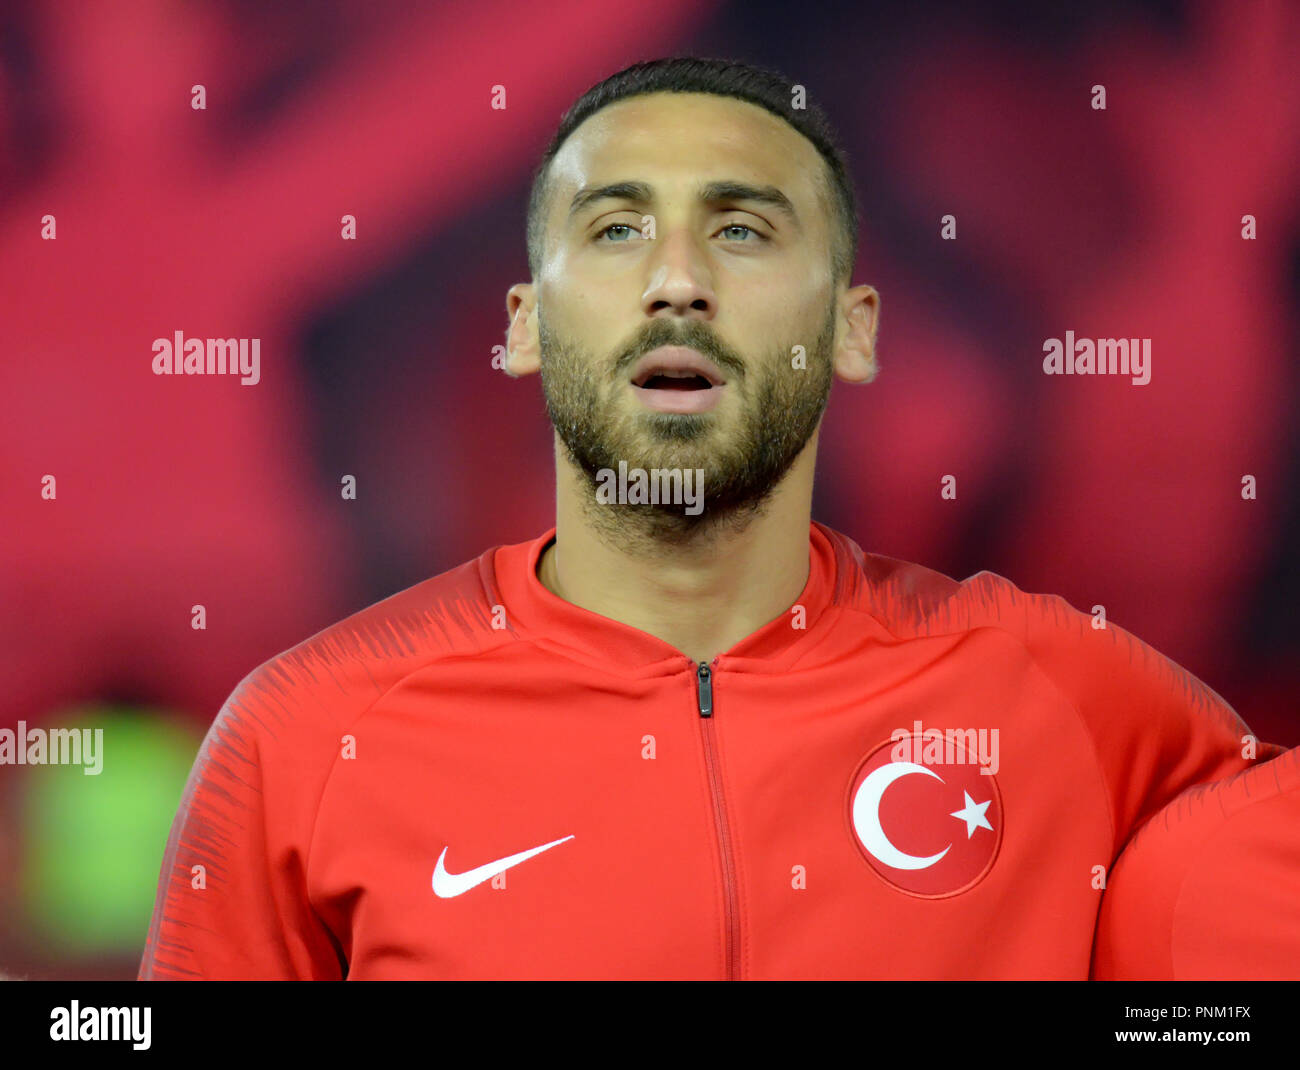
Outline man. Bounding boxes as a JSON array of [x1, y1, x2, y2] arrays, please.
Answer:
[[138, 56, 1283, 980], [1092, 744, 1300, 980]]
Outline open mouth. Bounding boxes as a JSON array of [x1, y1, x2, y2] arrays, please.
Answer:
[[628, 346, 729, 413], [634, 371, 715, 391], [630, 372, 728, 413]]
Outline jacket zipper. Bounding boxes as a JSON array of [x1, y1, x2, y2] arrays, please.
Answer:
[[696, 659, 740, 981]]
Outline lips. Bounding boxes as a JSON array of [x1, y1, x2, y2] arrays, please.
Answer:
[[629, 346, 729, 414], [629, 346, 727, 389]]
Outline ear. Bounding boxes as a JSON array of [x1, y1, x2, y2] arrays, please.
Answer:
[[504, 283, 541, 377], [832, 284, 881, 384]]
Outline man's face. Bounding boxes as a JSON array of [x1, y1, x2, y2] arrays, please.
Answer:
[[535, 92, 842, 532]]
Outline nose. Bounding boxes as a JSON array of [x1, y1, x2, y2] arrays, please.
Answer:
[[640, 226, 717, 321]]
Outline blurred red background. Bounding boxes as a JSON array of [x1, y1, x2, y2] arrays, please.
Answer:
[[1, 0, 1297, 978]]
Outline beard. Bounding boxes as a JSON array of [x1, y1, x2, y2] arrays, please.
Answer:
[[538, 301, 837, 547]]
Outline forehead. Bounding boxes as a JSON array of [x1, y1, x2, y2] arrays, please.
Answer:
[[548, 92, 826, 213]]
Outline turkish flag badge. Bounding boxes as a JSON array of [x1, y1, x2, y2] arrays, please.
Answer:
[[846, 733, 1003, 897]]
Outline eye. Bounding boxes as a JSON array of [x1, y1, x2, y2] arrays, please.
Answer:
[[592, 220, 769, 243], [594, 222, 642, 242], [718, 223, 762, 241]]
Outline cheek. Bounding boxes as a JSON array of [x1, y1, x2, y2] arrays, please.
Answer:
[[547, 295, 630, 355], [726, 294, 805, 351], [542, 273, 607, 332]]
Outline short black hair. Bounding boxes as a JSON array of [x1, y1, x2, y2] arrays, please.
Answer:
[[526, 56, 859, 286]]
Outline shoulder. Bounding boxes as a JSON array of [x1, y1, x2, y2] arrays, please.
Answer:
[[204, 540, 520, 761], [1094, 745, 1300, 979], [1122, 741, 1300, 856], [819, 521, 1256, 747], [818, 521, 1098, 645]]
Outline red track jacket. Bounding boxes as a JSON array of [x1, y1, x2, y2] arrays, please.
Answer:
[[139, 522, 1280, 979]]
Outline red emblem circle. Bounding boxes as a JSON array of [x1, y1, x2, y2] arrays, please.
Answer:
[[846, 733, 1004, 898]]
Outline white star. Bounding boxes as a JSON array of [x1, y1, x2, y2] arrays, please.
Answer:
[[950, 792, 994, 839]]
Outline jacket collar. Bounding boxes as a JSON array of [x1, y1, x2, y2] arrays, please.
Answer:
[[492, 521, 841, 676]]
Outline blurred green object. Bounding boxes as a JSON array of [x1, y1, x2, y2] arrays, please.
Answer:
[[20, 706, 201, 953]]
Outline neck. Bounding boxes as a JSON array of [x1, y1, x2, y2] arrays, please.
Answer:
[[537, 433, 818, 664]]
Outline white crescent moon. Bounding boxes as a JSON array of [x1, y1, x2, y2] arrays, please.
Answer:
[[853, 761, 951, 870]]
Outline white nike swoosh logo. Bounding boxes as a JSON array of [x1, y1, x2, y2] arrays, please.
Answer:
[[431, 834, 575, 898]]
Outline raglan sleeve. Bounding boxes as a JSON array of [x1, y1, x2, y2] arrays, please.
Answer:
[[137, 664, 345, 980], [1017, 592, 1287, 860]]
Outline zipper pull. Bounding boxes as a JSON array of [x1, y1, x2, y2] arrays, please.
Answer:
[[696, 661, 713, 717]]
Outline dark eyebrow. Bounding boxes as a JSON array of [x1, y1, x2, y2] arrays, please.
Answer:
[[568, 180, 799, 225], [698, 181, 798, 223], [568, 180, 654, 219]]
